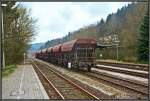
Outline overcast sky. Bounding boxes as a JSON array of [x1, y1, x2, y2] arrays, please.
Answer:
[[20, 2, 131, 44]]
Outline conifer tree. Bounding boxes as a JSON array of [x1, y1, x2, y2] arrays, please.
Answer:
[[137, 11, 149, 62]]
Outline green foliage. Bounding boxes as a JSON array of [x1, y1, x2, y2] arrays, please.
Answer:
[[137, 11, 149, 62], [2, 64, 17, 77], [40, 2, 148, 63], [3, 2, 37, 65]]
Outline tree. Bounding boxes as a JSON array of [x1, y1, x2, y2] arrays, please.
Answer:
[[3, 2, 37, 65], [99, 19, 105, 25], [137, 11, 149, 62], [39, 2, 148, 62]]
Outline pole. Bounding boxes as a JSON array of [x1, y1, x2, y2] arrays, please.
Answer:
[[0, 6, 2, 68], [2, 6, 5, 69], [24, 53, 25, 65], [116, 44, 118, 60], [113, 34, 120, 61]]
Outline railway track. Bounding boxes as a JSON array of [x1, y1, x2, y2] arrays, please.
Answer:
[[96, 60, 148, 71], [32, 60, 99, 99], [32, 61, 63, 99], [96, 64, 148, 78], [84, 70, 148, 98]]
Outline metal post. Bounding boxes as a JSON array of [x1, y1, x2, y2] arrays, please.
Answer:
[[0, 6, 2, 69], [24, 53, 25, 65], [116, 44, 118, 60], [113, 34, 120, 60], [1, 5, 5, 69]]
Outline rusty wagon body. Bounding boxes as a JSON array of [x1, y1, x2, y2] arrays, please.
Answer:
[[35, 38, 97, 71]]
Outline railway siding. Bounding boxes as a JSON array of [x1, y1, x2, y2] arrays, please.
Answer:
[[92, 68, 148, 84], [96, 60, 148, 71], [96, 64, 148, 78], [85, 71, 148, 97]]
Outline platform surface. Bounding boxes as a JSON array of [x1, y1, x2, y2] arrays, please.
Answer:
[[2, 64, 49, 99]]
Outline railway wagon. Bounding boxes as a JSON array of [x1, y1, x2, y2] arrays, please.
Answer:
[[47, 47, 52, 62], [36, 50, 42, 59], [61, 38, 96, 71], [35, 38, 96, 71], [35, 51, 39, 58], [41, 48, 49, 61], [51, 44, 62, 64]]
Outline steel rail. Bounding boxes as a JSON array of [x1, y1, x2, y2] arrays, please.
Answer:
[[96, 61, 148, 71], [32, 61, 65, 99], [93, 70, 148, 87], [85, 72, 148, 96], [35, 60, 99, 99], [95, 65, 148, 78]]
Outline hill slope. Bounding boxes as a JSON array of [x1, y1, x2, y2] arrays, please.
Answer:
[[39, 2, 148, 62], [28, 43, 45, 57]]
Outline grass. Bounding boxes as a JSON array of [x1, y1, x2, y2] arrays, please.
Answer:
[[2, 64, 17, 78], [136, 60, 149, 64]]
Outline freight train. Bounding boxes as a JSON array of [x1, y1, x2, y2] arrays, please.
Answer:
[[35, 38, 97, 71]]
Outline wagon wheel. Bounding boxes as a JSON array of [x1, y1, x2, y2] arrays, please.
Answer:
[[73, 62, 79, 71], [71, 63, 76, 70], [87, 66, 91, 72]]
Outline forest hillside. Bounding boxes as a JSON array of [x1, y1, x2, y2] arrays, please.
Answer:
[[39, 2, 148, 62]]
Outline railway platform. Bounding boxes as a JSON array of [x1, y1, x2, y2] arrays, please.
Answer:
[[2, 64, 49, 99]]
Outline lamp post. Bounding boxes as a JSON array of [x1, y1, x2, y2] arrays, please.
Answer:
[[24, 53, 25, 65], [1, 3, 7, 69]]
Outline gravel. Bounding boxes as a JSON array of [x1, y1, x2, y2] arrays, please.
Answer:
[[37, 59, 132, 99]]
